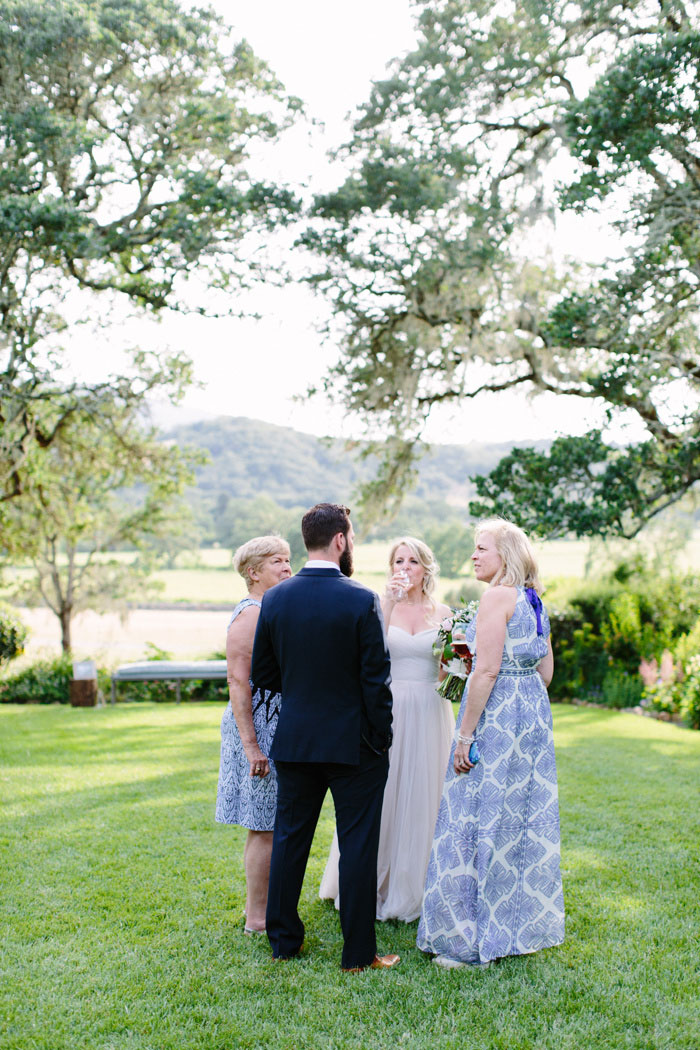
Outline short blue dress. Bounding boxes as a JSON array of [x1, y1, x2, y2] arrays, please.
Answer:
[[417, 587, 564, 964], [215, 597, 281, 831]]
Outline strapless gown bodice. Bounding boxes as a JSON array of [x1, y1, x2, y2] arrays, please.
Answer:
[[387, 626, 442, 684]]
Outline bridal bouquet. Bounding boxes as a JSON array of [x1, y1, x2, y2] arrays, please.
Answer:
[[433, 600, 479, 701]]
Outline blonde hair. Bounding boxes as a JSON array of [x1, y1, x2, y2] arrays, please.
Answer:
[[233, 535, 290, 591], [475, 518, 542, 593], [388, 536, 439, 610]]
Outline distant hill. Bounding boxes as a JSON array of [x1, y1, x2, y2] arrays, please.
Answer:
[[170, 417, 365, 508], [167, 415, 549, 516]]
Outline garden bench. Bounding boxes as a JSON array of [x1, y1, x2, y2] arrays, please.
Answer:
[[110, 660, 228, 703]]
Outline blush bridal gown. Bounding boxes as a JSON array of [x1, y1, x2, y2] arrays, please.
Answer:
[[320, 623, 455, 921]]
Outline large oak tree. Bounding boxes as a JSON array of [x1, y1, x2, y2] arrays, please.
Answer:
[[0, 0, 299, 509], [302, 0, 699, 536]]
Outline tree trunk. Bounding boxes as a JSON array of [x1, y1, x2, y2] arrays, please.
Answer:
[[60, 606, 72, 654]]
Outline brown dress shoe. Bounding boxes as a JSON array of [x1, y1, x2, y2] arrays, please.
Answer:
[[343, 953, 400, 973]]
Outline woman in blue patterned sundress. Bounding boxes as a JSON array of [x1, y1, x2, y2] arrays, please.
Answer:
[[417, 518, 564, 969], [215, 535, 291, 933]]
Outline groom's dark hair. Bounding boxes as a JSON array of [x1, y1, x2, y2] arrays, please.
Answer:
[[302, 503, 351, 551]]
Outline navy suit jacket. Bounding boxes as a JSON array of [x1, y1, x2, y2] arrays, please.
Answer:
[[251, 567, 393, 764]]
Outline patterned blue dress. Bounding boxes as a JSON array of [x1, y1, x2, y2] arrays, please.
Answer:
[[417, 587, 564, 965], [215, 597, 281, 831]]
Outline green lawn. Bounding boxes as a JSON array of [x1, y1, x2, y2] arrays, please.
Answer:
[[1, 703, 699, 1050]]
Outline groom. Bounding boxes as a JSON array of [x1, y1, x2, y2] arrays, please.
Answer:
[[251, 503, 398, 971]]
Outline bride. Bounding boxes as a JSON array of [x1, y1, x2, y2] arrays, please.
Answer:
[[320, 537, 455, 921]]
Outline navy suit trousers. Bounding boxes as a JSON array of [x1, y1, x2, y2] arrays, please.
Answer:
[[266, 746, 389, 968]]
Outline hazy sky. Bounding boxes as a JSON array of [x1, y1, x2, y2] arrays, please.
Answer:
[[68, 1, 644, 447]]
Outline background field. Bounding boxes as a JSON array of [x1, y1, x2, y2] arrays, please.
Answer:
[[7, 531, 700, 664]]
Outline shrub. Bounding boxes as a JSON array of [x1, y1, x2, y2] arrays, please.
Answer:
[[674, 618, 700, 669], [0, 655, 73, 704], [601, 668, 644, 709], [112, 678, 228, 703], [0, 603, 27, 666], [549, 612, 608, 701], [679, 655, 700, 730], [601, 591, 670, 673], [640, 618, 700, 725], [546, 558, 700, 708], [639, 650, 681, 716], [642, 679, 681, 717], [0, 648, 229, 705]]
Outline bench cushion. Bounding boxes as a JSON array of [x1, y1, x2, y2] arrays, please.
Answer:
[[112, 660, 228, 681]]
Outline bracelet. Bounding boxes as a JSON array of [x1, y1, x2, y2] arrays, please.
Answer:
[[457, 733, 474, 745]]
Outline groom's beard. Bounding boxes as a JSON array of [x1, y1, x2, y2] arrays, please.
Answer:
[[339, 546, 354, 577]]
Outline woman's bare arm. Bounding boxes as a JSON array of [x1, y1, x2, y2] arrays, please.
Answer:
[[538, 636, 554, 688], [226, 606, 269, 778]]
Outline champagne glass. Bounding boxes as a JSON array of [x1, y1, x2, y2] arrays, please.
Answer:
[[394, 570, 410, 601]]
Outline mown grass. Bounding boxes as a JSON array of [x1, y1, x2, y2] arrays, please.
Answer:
[[1, 703, 699, 1050]]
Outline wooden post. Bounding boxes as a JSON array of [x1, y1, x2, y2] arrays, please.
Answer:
[[69, 680, 97, 707]]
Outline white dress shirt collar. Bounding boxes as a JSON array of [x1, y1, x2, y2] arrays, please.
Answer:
[[305, 559, 340, 570]]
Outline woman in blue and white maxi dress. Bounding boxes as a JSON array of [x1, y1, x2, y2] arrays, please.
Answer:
[[417, 521, 565, 969]]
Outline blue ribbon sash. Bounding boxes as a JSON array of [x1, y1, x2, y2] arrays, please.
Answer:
[[525, 587, 544, 636]]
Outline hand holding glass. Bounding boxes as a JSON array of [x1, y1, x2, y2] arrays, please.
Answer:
[[391, 570, 410, 602]]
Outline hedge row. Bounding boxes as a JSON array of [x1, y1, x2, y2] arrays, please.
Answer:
[[0, 654, 228, 705]]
